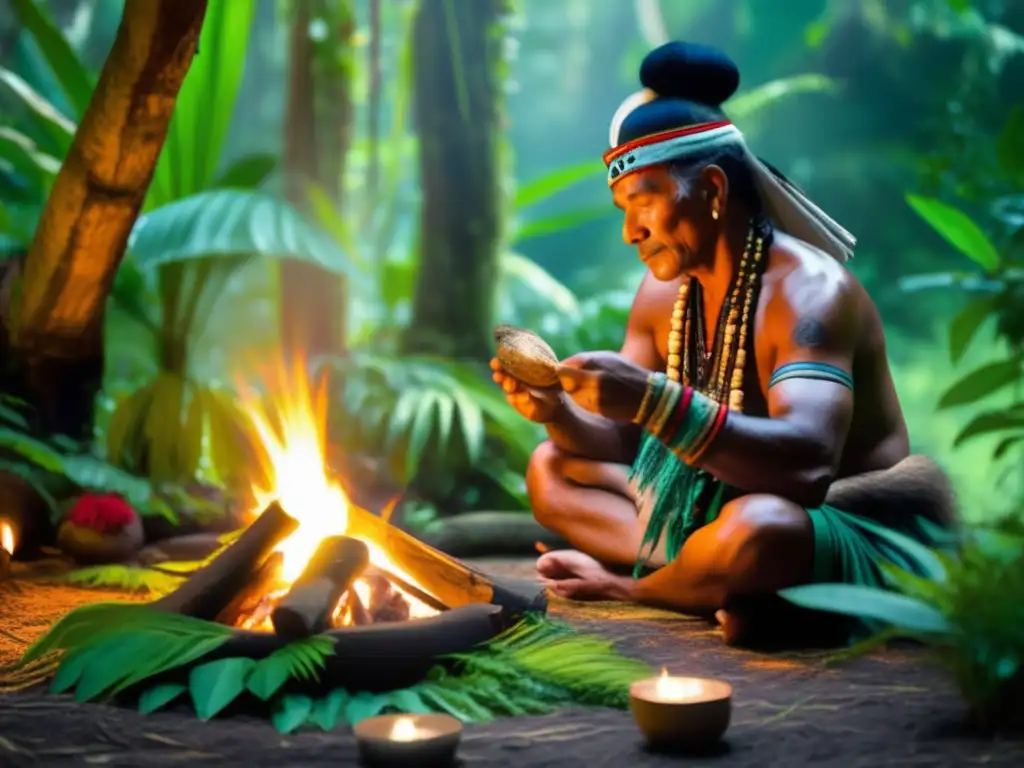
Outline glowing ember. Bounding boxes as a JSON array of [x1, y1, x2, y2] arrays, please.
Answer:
[[655, 668, 704, 702], [0, 521, 14, 555], [237, 357, 438, 624]]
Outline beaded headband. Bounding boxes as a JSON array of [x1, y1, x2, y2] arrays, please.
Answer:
[[602, 89, 857, 263]]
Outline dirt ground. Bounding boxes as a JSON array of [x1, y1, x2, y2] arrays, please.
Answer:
[[1, 558, 1021, 767]]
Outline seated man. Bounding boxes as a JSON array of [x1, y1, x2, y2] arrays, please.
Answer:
[[491, 42, 957, 648]]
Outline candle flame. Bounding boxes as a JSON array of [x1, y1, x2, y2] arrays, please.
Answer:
[[390, 716, 423, 741], [0, 521, 13, 555], [655, 668, 704, 702]]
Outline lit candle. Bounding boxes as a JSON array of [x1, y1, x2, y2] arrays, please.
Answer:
[[0, 520, 13, 581], [353, 713, 462, 767], [629, 667, 733, 750]]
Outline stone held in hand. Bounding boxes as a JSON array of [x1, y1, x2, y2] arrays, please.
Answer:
[[493, 324, 561, 388]]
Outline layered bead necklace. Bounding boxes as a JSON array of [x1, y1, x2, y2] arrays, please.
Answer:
[[665, 219, 769, 413]]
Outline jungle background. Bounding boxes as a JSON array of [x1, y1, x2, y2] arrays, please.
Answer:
[[0, 0, 1022, 555]]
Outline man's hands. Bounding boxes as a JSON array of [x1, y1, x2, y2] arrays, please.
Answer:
[[556, 351, 651, 423], [490, 358, 564, 423], [493, 350, 653, 424]]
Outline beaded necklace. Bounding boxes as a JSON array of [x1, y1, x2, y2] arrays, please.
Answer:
[[665, 219, 768, 411]]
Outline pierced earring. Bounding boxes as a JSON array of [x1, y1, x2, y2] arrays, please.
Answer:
[[711, 208, 719, 220]]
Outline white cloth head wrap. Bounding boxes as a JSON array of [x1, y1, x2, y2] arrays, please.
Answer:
[[604, 91, 856, 263]]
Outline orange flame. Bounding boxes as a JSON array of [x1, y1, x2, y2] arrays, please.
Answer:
[[238, 357, 434, 617], [0, 521, 13, 555]]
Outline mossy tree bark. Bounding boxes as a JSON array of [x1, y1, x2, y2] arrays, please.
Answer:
[[403, 0, 505, 360], [4, 0, 209, 439], [280, 0, 354, 362]]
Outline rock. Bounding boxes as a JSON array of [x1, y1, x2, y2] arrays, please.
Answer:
[[57, 515, 145, 565], [135, 532, 224, 566], [420, 511, 568, 558]]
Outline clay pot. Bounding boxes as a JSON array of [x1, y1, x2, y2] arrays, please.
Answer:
[[57, 515, 145, 565]]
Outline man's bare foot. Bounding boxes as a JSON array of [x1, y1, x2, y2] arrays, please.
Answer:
[[536, 549, 631, 601]]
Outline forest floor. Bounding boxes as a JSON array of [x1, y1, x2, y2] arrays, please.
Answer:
[[1, 558, 1021, 767]]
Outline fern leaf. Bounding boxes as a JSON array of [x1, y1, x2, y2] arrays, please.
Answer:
[[246, 635, 334, 701]]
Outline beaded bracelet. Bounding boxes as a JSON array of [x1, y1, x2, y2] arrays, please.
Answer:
[[632, 372, 667, 425], [641, 378, 729, 465]]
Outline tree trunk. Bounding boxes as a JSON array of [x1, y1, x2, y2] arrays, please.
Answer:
[[5, 0, 209, 439], [279, 0, 354, 362], [403, 0, 504, 360]]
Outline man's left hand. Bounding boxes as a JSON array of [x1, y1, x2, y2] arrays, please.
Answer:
[[536, 550, 633, 601], [556, 351, 651, 422]]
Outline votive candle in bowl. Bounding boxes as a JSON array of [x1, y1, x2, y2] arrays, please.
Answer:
[[629, 668, 732, 750], [353, 713, 462, 767]]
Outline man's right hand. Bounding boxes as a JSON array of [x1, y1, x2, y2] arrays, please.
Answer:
[[490, 357, 563, 423]]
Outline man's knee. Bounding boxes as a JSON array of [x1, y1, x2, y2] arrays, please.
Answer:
[[716, 494, 814, 592]]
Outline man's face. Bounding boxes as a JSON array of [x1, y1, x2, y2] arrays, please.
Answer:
[[611, 165, 712, 281]]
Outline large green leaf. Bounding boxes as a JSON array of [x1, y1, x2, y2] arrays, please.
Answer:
[[906, 195, 1001, 272], [948, 296, 997, 364], [514, 161, 605, 209], [189, 657, 257, 720], [146, 0, 256, 211], [778, 583, 952, 635], [937, 359, 1021, 409], [10, 0, 95, 120], [128, 190, 359, 278]]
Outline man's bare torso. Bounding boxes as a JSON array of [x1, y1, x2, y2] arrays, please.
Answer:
[[631, 232, 910, 481]]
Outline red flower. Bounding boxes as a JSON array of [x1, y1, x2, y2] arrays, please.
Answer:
[[65, 493, 138, 534]]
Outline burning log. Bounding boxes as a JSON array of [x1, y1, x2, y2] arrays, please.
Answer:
[[345, 504, 493, 609], [346, 504, 545, 616], [153, 502, 298, 620], [272, 535, 369, 640], [215, 551, 284, 627]]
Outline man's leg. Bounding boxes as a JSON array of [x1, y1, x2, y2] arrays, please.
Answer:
[[633, 493, 847, 647], [526, 440, 647, 569]]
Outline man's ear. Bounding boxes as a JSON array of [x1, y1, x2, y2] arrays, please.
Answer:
[[700, 164, 729, 214]]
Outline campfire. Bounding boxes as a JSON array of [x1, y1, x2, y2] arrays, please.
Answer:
[[201, 359, 444, 634], [143, 358, 541, 648]]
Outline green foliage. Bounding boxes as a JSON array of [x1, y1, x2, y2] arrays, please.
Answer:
[[780, 517, 1024, 726], [327, 352, 542, 507], [25, 606, 649, 734], [145, 0, 257, 212], [0, 396, 179, 525], [906, 195, 1001, 272], [247, 636, 335, 701], [42, 565, 185, 596], [903, 171, 1024, 473]]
